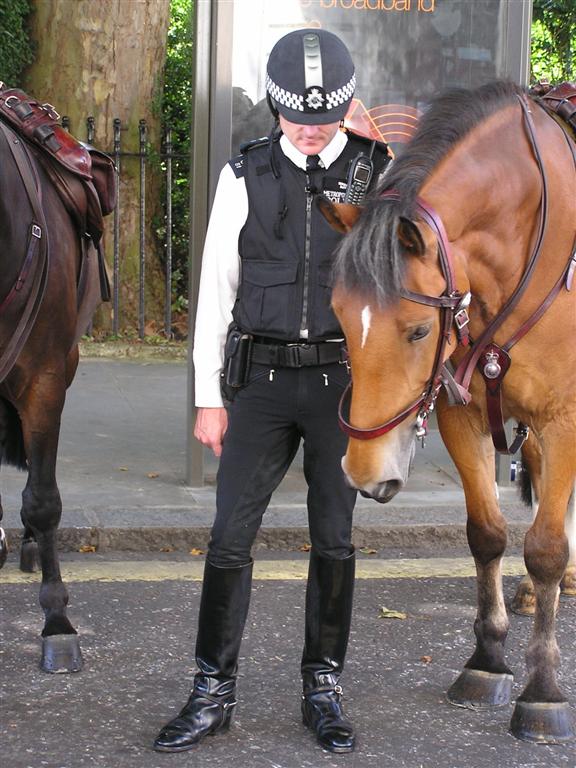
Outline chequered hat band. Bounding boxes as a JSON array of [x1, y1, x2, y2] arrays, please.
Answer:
[[266, 73, 356, 113]]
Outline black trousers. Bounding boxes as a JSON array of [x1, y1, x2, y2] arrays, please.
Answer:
[[208, 361, 357, 566]]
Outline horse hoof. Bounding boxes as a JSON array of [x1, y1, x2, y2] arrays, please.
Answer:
[[0, 528, 7, 569], [447, 669, 513, 709], [510, 584, 536, 616], [560, 565, 576, 597], [19, 538, 40, 573], [510, 701, 575, 743], [41, 634, 83, 674]]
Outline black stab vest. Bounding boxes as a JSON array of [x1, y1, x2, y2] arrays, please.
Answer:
[[230, 131, 389, 342]]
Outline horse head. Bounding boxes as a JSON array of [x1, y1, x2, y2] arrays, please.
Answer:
[[320, 197, 464, 502]]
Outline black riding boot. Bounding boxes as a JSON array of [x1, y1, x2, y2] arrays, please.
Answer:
[[301, 549, 356, 754], [153, 559, 253, 753]]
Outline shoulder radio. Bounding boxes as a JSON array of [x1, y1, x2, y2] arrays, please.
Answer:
[[343, 143, 376, 205]]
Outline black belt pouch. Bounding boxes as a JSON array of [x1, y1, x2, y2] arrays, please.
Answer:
[[220, 326, 253, 402]]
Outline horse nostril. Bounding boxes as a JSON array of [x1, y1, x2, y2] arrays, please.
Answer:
[[375, 479, 402, 504]]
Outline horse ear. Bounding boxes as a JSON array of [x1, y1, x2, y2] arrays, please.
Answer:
[[316, 196, 362, 233], [398, 217, 426, 255]]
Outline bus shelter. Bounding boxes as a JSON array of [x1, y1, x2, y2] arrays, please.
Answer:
[[186, 0, 533, 484]]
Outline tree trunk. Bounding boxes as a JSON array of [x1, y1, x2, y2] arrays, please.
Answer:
[[24, 0, 171, 335]]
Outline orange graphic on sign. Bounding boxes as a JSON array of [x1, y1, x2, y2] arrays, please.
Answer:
[[344, 98, 421, 146]]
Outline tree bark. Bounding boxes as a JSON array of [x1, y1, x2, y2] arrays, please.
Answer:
[[24, 0, 171, 334]]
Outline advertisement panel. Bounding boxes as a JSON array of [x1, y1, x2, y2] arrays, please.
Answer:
[[228, 0, 531, 157]]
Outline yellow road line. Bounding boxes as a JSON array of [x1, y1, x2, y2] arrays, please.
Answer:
[[0, 556, 527, 584]]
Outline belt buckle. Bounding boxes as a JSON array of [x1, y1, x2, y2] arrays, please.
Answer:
[[295, 344, 318, 367]]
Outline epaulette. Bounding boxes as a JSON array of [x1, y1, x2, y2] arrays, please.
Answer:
[[239, 135, 279, 154], [228, 154, 245, 179]]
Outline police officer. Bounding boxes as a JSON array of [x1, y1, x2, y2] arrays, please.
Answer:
[[154, 28, 391, 755]]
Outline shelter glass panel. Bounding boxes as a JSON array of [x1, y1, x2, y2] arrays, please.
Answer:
[[227, 0, 529, 157]]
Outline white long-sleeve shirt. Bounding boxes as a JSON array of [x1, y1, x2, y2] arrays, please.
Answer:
[[192, 129, 349, 407]]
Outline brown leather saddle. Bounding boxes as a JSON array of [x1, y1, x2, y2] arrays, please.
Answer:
[[529, 80, 576, 138], [0, 84, 116, 242], [0, 85, 116, 381]]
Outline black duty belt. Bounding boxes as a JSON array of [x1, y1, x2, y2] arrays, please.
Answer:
[[251, 340, 346, 368]]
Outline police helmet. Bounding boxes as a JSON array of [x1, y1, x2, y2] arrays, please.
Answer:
[[266, 29, 355, 125]]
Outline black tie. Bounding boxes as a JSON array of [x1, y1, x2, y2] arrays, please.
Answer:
[[306, 155, 322, 193], [306, 154, 322, 171]]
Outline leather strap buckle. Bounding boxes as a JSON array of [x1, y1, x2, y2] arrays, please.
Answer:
[[287, 344, 319, 367]]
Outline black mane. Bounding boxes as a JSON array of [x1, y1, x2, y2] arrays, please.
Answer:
[[334, 80, 525, 304]]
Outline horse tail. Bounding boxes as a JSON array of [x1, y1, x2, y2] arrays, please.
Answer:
[[519, 461, 532, 507], [0, 398, 27, 470]]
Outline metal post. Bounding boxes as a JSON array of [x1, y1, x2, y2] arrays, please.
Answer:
[[186, 0, 213, 486], [164, 127, 173, 338], [86, 116, 95, 144], [112, 118, 122, 335], [139, 119, 147, 339]]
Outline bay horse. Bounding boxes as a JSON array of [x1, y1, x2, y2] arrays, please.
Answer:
[[321, 81, 576, 743], [0, 91, 111, 673]]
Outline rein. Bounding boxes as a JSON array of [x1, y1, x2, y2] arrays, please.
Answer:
[[339, 94, 576, 453]]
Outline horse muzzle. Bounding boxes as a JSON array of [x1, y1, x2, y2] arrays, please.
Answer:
[[358, 479, 403, 504], [341, 426, 416, 503]]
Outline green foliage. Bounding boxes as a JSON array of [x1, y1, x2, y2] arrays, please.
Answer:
[[158, 0, 193, 303], [0, 0, 34, 85], [531, 0, 576, 82]]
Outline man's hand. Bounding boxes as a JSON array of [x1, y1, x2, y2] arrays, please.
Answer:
[[194, 407, 228, 457]]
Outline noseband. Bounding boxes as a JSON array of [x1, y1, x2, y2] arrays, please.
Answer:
[[339, 93, 576, 451]]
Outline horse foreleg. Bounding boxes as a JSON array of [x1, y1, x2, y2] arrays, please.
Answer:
[[19, 376, 82, 673], [510, 437, 575, 743], [511, 436, 541, 615], [513, 486, 576, 613], [437, 401, 513, 709]]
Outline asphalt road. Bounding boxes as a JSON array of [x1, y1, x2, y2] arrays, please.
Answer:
[[1, 552, 575, 768]]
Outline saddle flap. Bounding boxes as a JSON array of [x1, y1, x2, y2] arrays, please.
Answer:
[[82, 144, 117, 216]]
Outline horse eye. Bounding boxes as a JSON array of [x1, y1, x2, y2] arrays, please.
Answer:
[[408, 325, 431, 342]]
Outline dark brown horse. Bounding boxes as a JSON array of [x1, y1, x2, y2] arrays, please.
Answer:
[[0, 100, 110, 672], [321, 81, 576, 743]]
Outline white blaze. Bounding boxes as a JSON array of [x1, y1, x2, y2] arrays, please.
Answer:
[[361, 305, 372, 348]]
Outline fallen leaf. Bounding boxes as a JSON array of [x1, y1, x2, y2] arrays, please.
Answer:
[[378, 606, 407, 620], [79, 545, 97, 553], [298, 543, 312, 552], [147, 472, 160, 479], [118, 466, 129, 472], [189, 548, 205, 556], [160, 546, 174, 553], [359, 547, 378, 555], [420, 655, 433, 664]]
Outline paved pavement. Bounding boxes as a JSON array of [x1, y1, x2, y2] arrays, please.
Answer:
[[1, 358, 574, 767], [0, 357, 532, 554], [1, 552, 575, 768]]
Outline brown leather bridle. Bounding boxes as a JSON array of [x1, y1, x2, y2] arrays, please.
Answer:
[[338, 192, 472, 444], [339, 94, 576, 453]]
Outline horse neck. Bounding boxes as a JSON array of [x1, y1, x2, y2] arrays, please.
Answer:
[[419, 107, 544, 317]]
